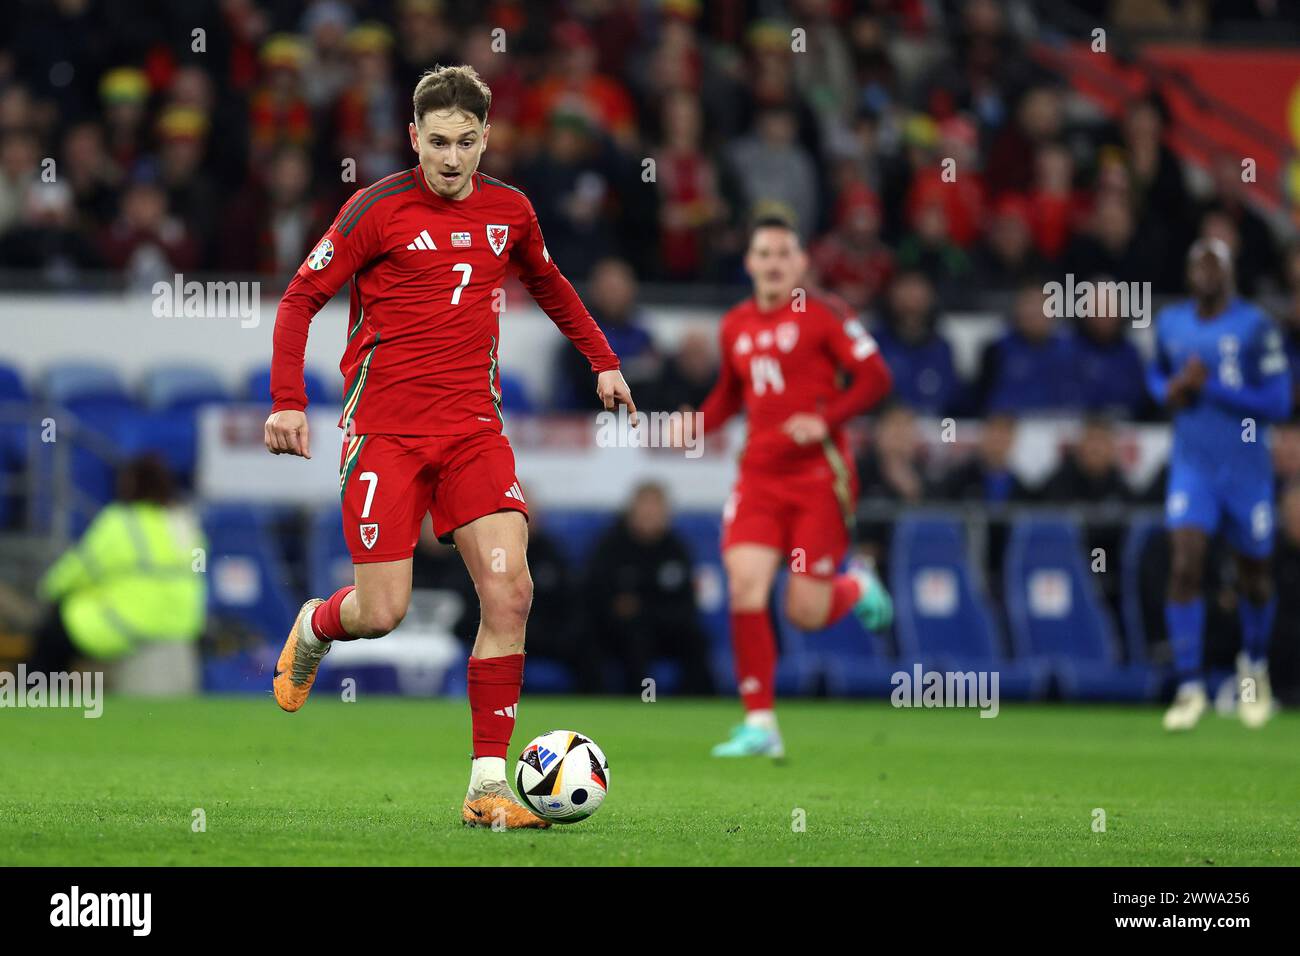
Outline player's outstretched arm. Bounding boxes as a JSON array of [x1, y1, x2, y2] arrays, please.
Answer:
[[264, 409, 311, 459]]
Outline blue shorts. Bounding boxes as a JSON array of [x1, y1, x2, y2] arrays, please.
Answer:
[[1166, 461, 1274, 558]]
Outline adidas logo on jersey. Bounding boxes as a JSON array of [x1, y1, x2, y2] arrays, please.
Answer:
[[493, 704, 517, 718], [503, 482, 525, 502], [406, 229, 437, 250]]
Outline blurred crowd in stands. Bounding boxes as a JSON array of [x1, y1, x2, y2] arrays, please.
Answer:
[[1, 0, 1297, 306]]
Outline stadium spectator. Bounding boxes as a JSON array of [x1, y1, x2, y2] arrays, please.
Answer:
[[219, 145, 333, 275], [971, 194, 1046, 292], [1041, 416, 1133, 615], [725, 106, 820, 239], [1040, 417, 1133, 504], [553, 258, 658, 410], [1070, 283, 1152, 419], [517, 110, 622, 280], [646, 328, 718, 412], [1063, 184, 1166, 288], [1116, 95, 1194, 265], [1025, 141, 1087, 263], [334, 23, 406, 183], [934, 413, 1033, 503], [393, 0, 459, 94], [1199, 153, 1280, 295], [98, 178, 199, 288], [904, 115, 985, 249], [156, 106, 219, 263], [652, 91, 729, 279], [298, 0, 355, 110], [789, 0, 857, 135], [895, 192, 972, 306], [26, 455, 206, 676], [855, 401, 928, 568], [519, 21, 639, 151], [975, 283, 1076, 413], [99, 66, 150, 173], [0, 128, 41, 236], [871, 270, 961, 416], [985, 85, 1066, 199], [811, 183, 894, 310], [926, 0, 1043, 128], [0, 180, 100, 283], [580, 482, 714, 695], [857, 402, 930, 505], [60, 121, 123, 230], [248, 35, 315, 170]]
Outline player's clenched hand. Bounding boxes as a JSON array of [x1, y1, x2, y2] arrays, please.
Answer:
[[1182, 355, 1209, 390], [596, 369, 639, 427], [264, 410, 312, 459], [1167, 355, 1209, 408], [782, 413, 828, 446]]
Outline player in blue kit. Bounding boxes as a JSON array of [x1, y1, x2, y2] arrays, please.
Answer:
[[1147, 238, 1291, 730]]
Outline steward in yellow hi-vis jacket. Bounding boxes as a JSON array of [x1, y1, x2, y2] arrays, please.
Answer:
[[28, 455, 206, 671]]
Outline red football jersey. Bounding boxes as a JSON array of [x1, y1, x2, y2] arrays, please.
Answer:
[[271, 167, 620, 436], [698, 292, 892, 474]]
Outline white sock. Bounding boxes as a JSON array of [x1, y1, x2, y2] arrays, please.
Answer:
[[1176, 679, 1205, 697], [467, 756, 507, 797], [744, 709, 777, 732], [302, 607, 328, 651]]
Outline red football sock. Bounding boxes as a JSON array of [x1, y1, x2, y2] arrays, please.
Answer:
[[468, 654, 524, 759], [825, 573, 863, 627], [730, 610, 776, 712], [310, 586, 357, 641]]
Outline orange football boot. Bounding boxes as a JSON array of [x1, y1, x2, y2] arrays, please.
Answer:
[[273, 598, 329, 712], [462, 781, 552, 829]]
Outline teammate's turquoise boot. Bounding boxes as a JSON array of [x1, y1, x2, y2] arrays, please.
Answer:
[[846, 557, 893, 631], [711, 723, 785, 758]]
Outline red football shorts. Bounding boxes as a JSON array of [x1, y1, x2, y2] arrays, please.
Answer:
[[339, 429, 528, 563], [721, 456, 857, 579]]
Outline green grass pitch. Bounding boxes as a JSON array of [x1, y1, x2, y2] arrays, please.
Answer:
[[3, 696, 1298, 866]]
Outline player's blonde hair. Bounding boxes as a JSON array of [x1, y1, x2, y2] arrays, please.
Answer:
[[413, 64, 492, 126]]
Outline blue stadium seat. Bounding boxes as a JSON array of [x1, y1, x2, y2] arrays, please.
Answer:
[[892, 515, 1050, 700], [109, 410, 198, 484], [1120, 515, 1166, 665], [307, 505, 354, 598], [141, 363, 231, 411], [0, 364, 30, 528], [245, 366, 336, 407], [539, 510, 614, 567], [0, 364, 26, 402], [1004, 518, 1159, 700], [43, 363, 139, 515], [44, 362, 129, 407], [201, 502, 298, 644], [498, 372, 534, 414]]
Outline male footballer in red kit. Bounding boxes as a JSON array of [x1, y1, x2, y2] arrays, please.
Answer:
[[688, 216, 894, 758], [264, 65, 636, 827]]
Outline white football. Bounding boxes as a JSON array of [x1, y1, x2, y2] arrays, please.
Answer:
[[515, 730, 610, 823]]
